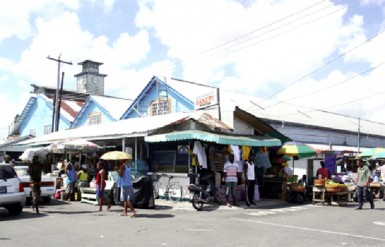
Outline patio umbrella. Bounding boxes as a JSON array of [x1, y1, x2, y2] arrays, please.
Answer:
[[359, 147, 385, 158], [19, 147, 49, 161], [370, 151, 385, 160], [47, 139, 103, 153], [278, 141, 318, 169], [100, 151, 132, 160]]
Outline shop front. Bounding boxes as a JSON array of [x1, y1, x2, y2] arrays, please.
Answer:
[[144, 128, 282, 201]]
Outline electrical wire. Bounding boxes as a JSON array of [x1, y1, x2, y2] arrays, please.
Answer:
[[261, 62, 385, 109]]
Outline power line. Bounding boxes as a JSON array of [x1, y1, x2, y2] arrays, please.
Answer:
[[107, 0, 338, 92], [257, 28, 385, 104], [262, 62, 385, 109]]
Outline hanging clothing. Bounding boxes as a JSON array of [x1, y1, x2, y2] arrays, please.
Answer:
[[193, 141, 207, 169], [242, 146, 251, 161], [254, 151, 272, 169], [229, 145, 241, 162]]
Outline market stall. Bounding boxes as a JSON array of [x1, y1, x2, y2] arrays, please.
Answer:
[[312, 178, 354, 206]]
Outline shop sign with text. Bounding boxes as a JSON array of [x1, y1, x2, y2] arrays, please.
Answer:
[[194, 89, 218, 109]]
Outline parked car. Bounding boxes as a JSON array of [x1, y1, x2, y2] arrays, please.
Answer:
[[0, 163, 26, 215], [14, 165, 55, 203]]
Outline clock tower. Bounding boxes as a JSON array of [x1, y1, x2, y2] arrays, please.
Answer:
[[74, 60, 107, 95]]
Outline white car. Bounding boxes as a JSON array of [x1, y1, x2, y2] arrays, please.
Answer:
[[0, 163, 26, 215], [14, 166, 55, 203]]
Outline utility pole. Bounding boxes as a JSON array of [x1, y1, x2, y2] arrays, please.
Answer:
[[357, 118, 361, 153], [47, 55, 72, 132]]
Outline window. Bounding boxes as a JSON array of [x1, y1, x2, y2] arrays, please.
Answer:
[[44, 125, 52, 134], [88, 112, 102, 125], [29, 129, 36, 137], [150, 99, 170, 116]]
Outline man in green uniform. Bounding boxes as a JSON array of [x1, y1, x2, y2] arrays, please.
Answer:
[[28, 156, 44, 214]]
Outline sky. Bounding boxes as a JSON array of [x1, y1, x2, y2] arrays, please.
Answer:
[[1, 0, 385, 140]]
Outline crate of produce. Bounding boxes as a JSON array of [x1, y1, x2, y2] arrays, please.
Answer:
[[289, 183, 305, 192], [325, 185, 342, 192], [314, 179, 326, 187]]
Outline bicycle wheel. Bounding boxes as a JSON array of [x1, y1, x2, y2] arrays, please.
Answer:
[[153, 182, 159, 199], [167, 183, 182, 202]]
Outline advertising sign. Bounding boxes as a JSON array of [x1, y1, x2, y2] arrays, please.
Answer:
[[194, 89, 218, 109]]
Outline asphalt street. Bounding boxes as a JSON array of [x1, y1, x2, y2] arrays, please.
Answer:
[[1, 198, 384, 247]]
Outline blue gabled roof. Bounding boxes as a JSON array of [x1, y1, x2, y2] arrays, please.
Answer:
[[70, 96, 115, 128], [120, 76, 194, 119], [11, 96, 37, 135]]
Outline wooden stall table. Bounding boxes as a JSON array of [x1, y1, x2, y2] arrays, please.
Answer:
[[312, 186, 326, 205], [324, 186, 349, 207], [312, 179, 326, 206], [327, 191, 349, 206], [370, 182, 384, 199]]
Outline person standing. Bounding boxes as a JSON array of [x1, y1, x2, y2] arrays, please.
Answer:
[[118, 160, 136, 217], [65, 159, 77, 201], [355, 159, 375, 210], [316, 161, 331, 179], [244, 153, 256, 207], [95, 161, 111, 212], [380, 164, 385, 201], [223, 153, 239, 207], [77, 165, 89, 189], [28, 156, 44, 214]]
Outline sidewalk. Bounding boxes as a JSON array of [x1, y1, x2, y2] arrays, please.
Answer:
[[155, 198, 291, 211]]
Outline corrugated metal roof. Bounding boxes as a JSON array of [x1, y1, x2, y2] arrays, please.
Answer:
[[91, 95, 133, 120], [39, 94, 83, 122], [157, 77, 385, 138], [19, 111, 218, 146]]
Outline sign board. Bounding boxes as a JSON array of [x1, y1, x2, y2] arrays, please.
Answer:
[[194, 89, 218, 109]]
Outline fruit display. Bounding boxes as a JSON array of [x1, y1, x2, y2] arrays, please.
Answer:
[[325, 180, 348, 192]]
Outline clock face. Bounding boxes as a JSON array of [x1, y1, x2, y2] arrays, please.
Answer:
[[92, 76, 98, 84]]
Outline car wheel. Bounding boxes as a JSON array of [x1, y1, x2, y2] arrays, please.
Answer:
[[6, 205, 23, 215]]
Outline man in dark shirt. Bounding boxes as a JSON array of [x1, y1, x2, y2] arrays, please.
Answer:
[[28, 156, 44, 214]]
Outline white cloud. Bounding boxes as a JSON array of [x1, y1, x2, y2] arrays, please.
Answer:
[[1, 0, 385, 140]]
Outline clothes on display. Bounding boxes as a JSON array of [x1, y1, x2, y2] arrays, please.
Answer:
[[242, 146, 251, 161], [193, 141, 208, 169], [229, 145, 241, 162], [254, 150, 272, 169]]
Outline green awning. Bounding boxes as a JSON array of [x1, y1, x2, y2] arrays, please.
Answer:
[[145, 130, 281, 147]]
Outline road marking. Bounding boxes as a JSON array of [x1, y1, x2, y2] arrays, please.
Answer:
[[232, 218, 385, 242], [245, 205, 310, 216], [373, 221, 385, 226], [186, 228, 214, 232]]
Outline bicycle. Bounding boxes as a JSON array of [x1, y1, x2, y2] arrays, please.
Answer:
[[152, 173, 182, 202], [151, 173, 161, 199]]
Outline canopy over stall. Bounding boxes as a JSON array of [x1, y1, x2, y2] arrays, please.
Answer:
[[145, 129, 281, 147]]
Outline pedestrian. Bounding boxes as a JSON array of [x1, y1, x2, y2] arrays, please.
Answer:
[[380, 163, 385, 201], [355, 159, 374, 210], [4, 154, 14, 166], [118, 159, 136, 217], [95, 161, 111, 212], [77, 164, 89, 189], [223, 153, 239, 207], [28, 156, 44, 214], [316, 161, 331, 179], [65, 158, 77, 201], [244, 153, 257, 207]]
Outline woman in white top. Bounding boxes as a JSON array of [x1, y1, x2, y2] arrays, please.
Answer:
[[244, 153, 257, 207]]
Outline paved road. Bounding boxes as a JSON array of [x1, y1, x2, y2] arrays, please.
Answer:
[[1, 198, 384, 247]]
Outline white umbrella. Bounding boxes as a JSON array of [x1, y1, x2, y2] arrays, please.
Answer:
[[47, 139, 103, 153], [19, 147, 49, 161]]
